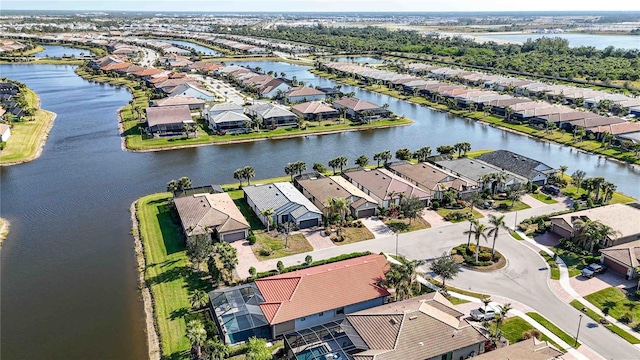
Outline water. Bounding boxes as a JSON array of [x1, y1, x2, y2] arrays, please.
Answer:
[[1, 62, 639, 359], [166, 40, 220, 55], [35, 45, 91, 58], [478, 33, 640, 50], [323, 56, 385, 64]]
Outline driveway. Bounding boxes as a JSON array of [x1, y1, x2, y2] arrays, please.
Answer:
[[570, 271, 637, 297], [230, 240, 260, 279], [360, 216, 394, 238], [297, 228, 335, 250], [421, 209, 446, 227], [192, 75, 245, 105]]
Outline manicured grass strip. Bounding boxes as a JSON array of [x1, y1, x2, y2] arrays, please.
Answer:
[[527, 312, 579, 348], [510, 231, 523, 240], [539, 251, 560, 280], [448, 297, 470, 305], [384, 216, 431, 233], [427, 279, 488, 299], [137, 193, 212, 357], [253, 232, 312, 261], [530, 192, 558, 204], [462, 149, 493, 158], [569, 300, 640, 344], [584, 287, 640, 329]]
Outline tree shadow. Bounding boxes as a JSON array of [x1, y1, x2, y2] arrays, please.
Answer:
[[170, 307, 190, 320], [164, 350, 189, 360], [156, 204, 186, 255]]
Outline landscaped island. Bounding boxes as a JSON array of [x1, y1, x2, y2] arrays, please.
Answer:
[[0, 80, 56, 166], [0, 217, 10, 246]]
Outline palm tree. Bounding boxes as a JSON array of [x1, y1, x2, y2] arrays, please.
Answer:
[[243, 166, 255, 185], [559, 165, 568, 179], [233, 168, 244, 187], [506, 183, 526, 207], [261, 208, 274, 232], [464, 221, 489, 263], [414, 146, 431, 162], [601, 181, 617, 204], [355, 155, 369, 167], [185, 319, 208, 359], [492, 172, 507, 195], [167, 179, 179, 193], [325, 197, 350, 224], [596, 223, 621, 250], [592, 177, 606, 203], [571, 170, 586, 195], [504, 106, 514, 122], [188, 289, 209, 311], [487, 214, 509, 258], [178, 176, 192, 192], [385, 258, 419, 301], [373, 150, 392, 167], [284, 162, 296, 181], [294, 160, 307, 175], [203, 338, 229, 360]]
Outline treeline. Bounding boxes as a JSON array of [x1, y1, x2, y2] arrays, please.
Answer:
[[228, 25, 640, 82]]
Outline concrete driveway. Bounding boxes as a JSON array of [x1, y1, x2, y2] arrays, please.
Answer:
[[360, 217, 394, 238], [570, 271, 637, 297]]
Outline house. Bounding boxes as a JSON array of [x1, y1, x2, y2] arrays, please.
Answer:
[[387, 162, 476, 200], [600, 239, 640, 280], [476, 150, 556, 186], [258, 78, 290, 99], [550, 203, 640, 248], [342, 168, 431, 208], [243, 182, 322, 229], [209, 254, 390, 344], [338, 292, 488, 360], [290, 101, 340, 121], [295, 174, 379, 219], [284, 87, 326, 103], [208, 111, 251, 133], [145, 105, 193, 134], [174, 192, 250, 242], [152, 95, 205, 112], [245, 103, 298, 127], [435, 158, 527, 193], [169, 83, 215, 102], [473, 338, 563, 360], [205, 102, 244, 120], [0, 123, 11, 142], [332, 97, 390, 121]]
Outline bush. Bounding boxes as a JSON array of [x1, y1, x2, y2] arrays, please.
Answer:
[[277, 261, 285, 273], [522, 329, 542, 340], [259, 246, 272, 257], [479, 252, 492, 262], [431, 201, 440, 209], [546, 195, 552, 201], [304, 255, 313, 265], [248, 266, 256, 277], [248, 232, 256, 245], [324, 227, 332, 236], [621, 312, 635, 324], [444, 211, 468, 221], [530, 184, 539, 193]]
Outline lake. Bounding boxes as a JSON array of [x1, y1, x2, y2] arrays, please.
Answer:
[[477, 33, 640, 50], [35, 45, 91, 58], [167, 39, 220, 55], [1, 62, 639, 359]]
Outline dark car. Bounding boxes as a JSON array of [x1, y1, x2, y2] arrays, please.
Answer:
[[543, 185, 560, 196]]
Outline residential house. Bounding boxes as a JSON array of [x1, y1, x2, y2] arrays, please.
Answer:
[[435, 158, 527, 193], [209, 254, 390, 344], [243, 182, 322, 229], [332, 97, 390, 121], [284, 87, 326, 103], [387, 162, 476, 200], [208, 111, 251, 133], [295, 174, 379, 219], [145, 105, 193, 134], [338, 292, 488, 360], [0, 123, 11, 142], [550, 203, 640, 248], [152, 95, 205, 112], [473, 338, 563, 360], [169, 83, 215, 102], [600, 239, 640, 280], [205, 102, 244, 120], [476, 150, 556, 185], [174, 192, 250, 242], [290, 101, 339, 121], [342, 168, 431, 208], [246, 103, 298, 127]]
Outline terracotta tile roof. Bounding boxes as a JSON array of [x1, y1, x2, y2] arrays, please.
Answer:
[[100, 62, 130, 71], [291, 101, 338, 115], [588, 121, 640, 135], [344, 168, 431, 201], [254, 254, 390, 325], [133, 67, 163, 77], [333, 97, 382, 111], [285, 86, 326, 97], [474, 338, 563, 360], [174, 193, 249, 237]]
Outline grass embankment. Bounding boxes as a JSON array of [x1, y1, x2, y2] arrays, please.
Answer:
[[501, 317, 562, 350], [569, 300, 640, 344], [559, 174, 636, 205], [0, 87, 56, 165], [310, 68, 640, 166], [137, 193, 212, 358], [539, 251, 561, 280], [585, 287, 640, 332], [461, 149, 493, 158], [527, 312, 579, 347]]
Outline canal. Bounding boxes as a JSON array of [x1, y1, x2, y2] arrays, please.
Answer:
[[1, 62, 638, 359], [35, 45, 92, 58]]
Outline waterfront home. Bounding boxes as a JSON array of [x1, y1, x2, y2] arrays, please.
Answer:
[[387, 161, 477, 200], [600, 239, 640, 280], [333, 293, 488, 360], [290, 101, 339, 121], [145, 105, 193, 134], [342, 168, 430, 208], [332, 97, 390, 121], [245, 103, 298, 127], [189, 61, 224, 73], [152, 95, 205, 112], [0, 123, 11, 142], [243, 182, 322, 229], [209, 254, 390, 344], [169, 83, 216, 102], [295, 174, 378, 218], [435, 158, 527, 193], [476, 150, 556, 186], [284, 87, 326, 103], [204, 102, 244, 121], [174, 192, 250, 243], [586, 121, 640, 141], [208, 111, 251, 133], [160, 54, 193, 68]]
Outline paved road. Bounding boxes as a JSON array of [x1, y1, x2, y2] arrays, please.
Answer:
[[139, 47, 159, 67], [192, 74, 245, 105], [249, 203, 639, 359]]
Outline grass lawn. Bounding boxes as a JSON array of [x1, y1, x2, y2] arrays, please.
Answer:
[[137, 193, 212, 358], [0, 88, 55, 165], [501, 317, 561, 349], [462, 149, 494, 158], [527, 312, 579, 347], [384, 216, 431, 233], [253, 231, 312, 261], [569, 300, 640, 344], [492, 200, 531, 212], [559, 174, 636, 204], [448, 296, 470, 305], [427, 278, 488, 299], [510, 231, 524, 240], [539, 251, 561, 280], [551, 247, 591, 278], [584, 287, 640, 329], [531, 192, 558, 204], [334, 226, 375, 245], [436, 207, 484, 222]]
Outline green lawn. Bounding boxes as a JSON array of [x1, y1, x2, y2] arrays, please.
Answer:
[[253, 231, 313, 261], [462, 149, 494, 158], [551, 247, 593, 278], [570, 300, 640, 344], [436, 207, 484, 222], [530, 192, 558, 204], [384, 216, 431, 233], [137, 193, 213, 358], [539, 251, 561, 280], [427, 278, 488, 299], [510, 231, 524, 240], [501, 317, 561, 349], [559, 174, 636, 204], [584, 287, 640, 329], [527, 312, 579, 347], [491, 199, 531, 212], [334, 226, 375, 245], [448, 296, 470, 305]]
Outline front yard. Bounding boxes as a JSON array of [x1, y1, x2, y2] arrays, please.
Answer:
[[585, 287, 640, 332], [499, 316, 559, 349], [436, 207, 483, 222], [332, 226, 375, 245], [384, 216, 431, 232]]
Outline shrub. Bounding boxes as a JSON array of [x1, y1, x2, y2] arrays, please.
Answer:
[[621, 312, 635, 324], [248, 232, 256, 245], [277, 261, 285, 273], [431, 201, 440, 209], [324, 227, 332, 236], [530, 184, 539, 193], [248, 266, 256, 277], [259, 246, 272, 257], [444, 211, 468, 221], [546, 195, 552, 201], [304, 255, 313, 265], [479, 252, 492, 262], [522, 329, 542, 340]]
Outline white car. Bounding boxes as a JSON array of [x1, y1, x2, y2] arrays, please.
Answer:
[[470, 307, 496, 321]]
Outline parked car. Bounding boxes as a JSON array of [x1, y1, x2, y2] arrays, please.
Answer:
[[581, 263, 607, 278], [470, 306, 496, 321], [542, 185, 560, 196]]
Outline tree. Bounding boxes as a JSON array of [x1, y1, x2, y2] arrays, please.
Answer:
[[186, 319, 208, 360], [178, 177, 192, 192], [430, 252, 459, 288], [294, 160, 307, 175], [203, 338, 229, 360], [189, 289, 209, 311], [373, 150, 392, 167], [325, 196, 350, 224], [592, 177, 605, 203], [327, 157, 340, 175], [571, 170, 586, 195], [242, 166, 255, 185], [506, 183, 526, 207], [414, 146, 431, 162], [207, 257, 222, 285], [487, 214, 509, 258], [261, 208, 274, 232], [249, 266, 257, 278], [385, 258, 419, 301], [399, 195, 425, 224], [277, 260, 285, 273], [463, 221, 489, 263], [436, 145, 455, 155], [328, 156, 348, 174], [395, 148, 412, 161], [284, 163, 296, 181], [601, 181, 617, 203], [595, 223, 620, 251], [186, 234, 213, 271], [233, 168, 244, 187], [245, 337, 271, 360], [214, 242, 238, 275], [167, 179, 179, 193], [355, 155, 369, 167], [559, 165, 568, 179], [312, 162, 327, 173]]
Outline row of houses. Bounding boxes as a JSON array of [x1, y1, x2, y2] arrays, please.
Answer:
[[324, 62, 640, 143], [0, 81, 24, 123], [0, 39, 29, 53]]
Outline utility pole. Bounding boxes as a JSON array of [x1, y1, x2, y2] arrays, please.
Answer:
[[575, 314, 583, 347]]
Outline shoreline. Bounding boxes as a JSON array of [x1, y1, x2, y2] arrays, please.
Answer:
[[0, 218, 10, 246], [130, 201, 161, 360]]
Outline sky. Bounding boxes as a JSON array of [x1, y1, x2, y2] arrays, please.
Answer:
[[2, 0, 639, 12]]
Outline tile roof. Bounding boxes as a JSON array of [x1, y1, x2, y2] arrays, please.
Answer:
[[473, 338, 563, 360], [207, 102, 244, 113], [246, 103, 296, 119], [211, 111, 251, 124], [588, 121, 640, 135], [436, 158, 528, 185], [169, 83, 215, 98], [344, 168, 431, 201], [477, 150, 555, 181], [242, 182, 321, 218], [174, 193, 249, 236], [600, 245, 640, 269], [285, 86, 326, 97], [333, 97, 382, 111], [388, 162, 475, 194], [291, 101, 339, 115], [145, 105, 192, 127], [154, 95, 205, 107], [551, 203, 640, 240], [254, 254, 390, 325]]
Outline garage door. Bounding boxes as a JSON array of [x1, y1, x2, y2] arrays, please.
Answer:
[[298, 218, 318, 229], [603, 257, 629, 277], [551, 224, 573, 239], [223, 231, 246, 242], [357, 208, 376, 218]]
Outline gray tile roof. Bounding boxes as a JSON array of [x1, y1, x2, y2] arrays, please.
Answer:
[[435, 158, 528, 185], [243, 182, 321, 219], [212, 111, 251, 124], [476, 150, 555, 181]]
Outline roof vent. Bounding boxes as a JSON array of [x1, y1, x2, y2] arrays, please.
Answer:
[[418, 342, 424, 346], [409, 315, 418, 320], [389, 318, 397, 325]]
